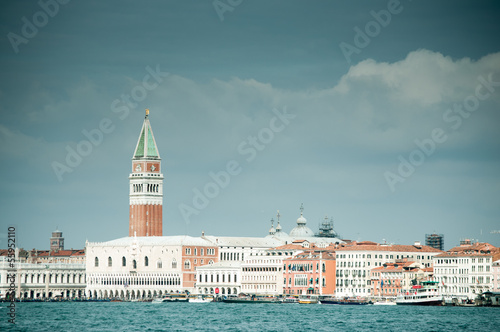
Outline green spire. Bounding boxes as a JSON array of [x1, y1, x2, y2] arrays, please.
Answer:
[[133, 110, 160, 159]]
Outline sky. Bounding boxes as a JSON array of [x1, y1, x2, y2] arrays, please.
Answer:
[[0, 0, 499, 251]]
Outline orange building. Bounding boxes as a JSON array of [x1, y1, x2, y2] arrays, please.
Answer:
[[181, 244, 219, 289], [283, 244, 336, 296]]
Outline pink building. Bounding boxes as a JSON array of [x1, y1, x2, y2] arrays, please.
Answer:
[[493, 259, 500, 292]]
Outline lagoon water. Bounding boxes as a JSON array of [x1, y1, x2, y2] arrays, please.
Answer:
[[1, 302, 499, 331]]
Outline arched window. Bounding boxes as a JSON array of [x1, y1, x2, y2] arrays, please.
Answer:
[[172, 259, 177, 269], [157, 260, 162, 269], [108, 257, 112, 267], [122, 257, 126, 267], [133, 260, 137, 269], [184, 260, 191, 270], [144, 256, 149, 267], [95, 257, 99, 267]]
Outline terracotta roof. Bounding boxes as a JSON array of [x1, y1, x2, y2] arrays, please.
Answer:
[[335, 242, 442, 253], [33, 249, 85, 257], [285, 251, 335, 261], [435, 243, 498, 258], [371, 261, 417, 272], [271, 244, 305, 251]]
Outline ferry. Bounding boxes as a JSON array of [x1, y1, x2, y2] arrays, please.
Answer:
[[298, 295, 318, 304], [396, 281, 442, 306]]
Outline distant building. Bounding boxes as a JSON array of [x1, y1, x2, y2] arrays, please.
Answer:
[[370, 260, 430, 297], [283, 243, 336, 296], [425, 234, 444, 251], [50, 229, 64, 252], [0, 230, 86, 300], [493, 259, 500, 292], [335, 241, 443, 298], [433, 242, 500, 300]]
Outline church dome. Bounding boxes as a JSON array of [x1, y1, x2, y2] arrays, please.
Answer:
[[289, 204, 314, 237], [289, 225, 314, 237]]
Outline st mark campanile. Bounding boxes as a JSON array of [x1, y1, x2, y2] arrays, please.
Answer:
[[129, 109, 164, 236]]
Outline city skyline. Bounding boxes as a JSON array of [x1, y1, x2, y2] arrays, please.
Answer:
[[1, 1, 500, 250]]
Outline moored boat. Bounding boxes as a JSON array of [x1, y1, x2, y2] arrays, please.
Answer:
[[154, 293, 189, 302], [188, 295, 213, 303], [223, 295, 281, 303], [320, 297, 370, 305], [282, 296, 299, 304], [299, 295, 318, 304], [396, 281, 442, 306]]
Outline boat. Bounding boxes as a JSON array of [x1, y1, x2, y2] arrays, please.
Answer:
[[223, 295, 281, 303], [320, 297, 370, 305], [299, 295, 318, 304], [373, 299, 396, 305], [396, 281, 442, 306], [282, 296, 299, 304], [154, 293, 189, 302], [188, 295, 213, 303]]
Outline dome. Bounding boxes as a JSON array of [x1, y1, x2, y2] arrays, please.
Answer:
[[289, 225, 315, 237], [296, 214, 307, 225], [289, 205, 314, 237]]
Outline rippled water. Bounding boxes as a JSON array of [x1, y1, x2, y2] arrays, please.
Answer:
[[1, 302, 499, 331]]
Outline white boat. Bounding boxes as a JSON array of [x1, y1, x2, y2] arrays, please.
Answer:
[[153, 293, 189, 303], [188, 295, 213, 303], [373, 299, 396, 306], [396, 281, 442, 306]]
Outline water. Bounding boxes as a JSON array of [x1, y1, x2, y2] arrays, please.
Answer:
[[1, 302, 498, 331]]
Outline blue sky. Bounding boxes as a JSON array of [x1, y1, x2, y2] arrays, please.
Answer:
[[0, 0, 499, 250]]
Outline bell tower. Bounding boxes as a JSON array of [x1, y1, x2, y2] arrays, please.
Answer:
[[129, 109, 164, 237]]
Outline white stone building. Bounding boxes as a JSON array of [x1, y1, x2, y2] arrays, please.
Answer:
[[85, 235, 217, 299], [0, 256, 86, 300], [195, 261, 242, 295], [433, 242, 500, 300], [335, 241, 442, 297]]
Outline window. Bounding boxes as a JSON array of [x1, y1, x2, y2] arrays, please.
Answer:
[[95, 257, 99, 267], [108, 257, 112, 267], [185, 248, 191, 255], [157, 260, 162, 269], [172, 259, 177, 269], [144, 256, 149, 267], [200, 248, 204, 255], [184, 260, 191, 270], [194, 248, 197, 255], [133, 260, 137, 269]]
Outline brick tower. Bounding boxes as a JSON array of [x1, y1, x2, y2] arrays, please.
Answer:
[[129, 109, 164, 236]]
